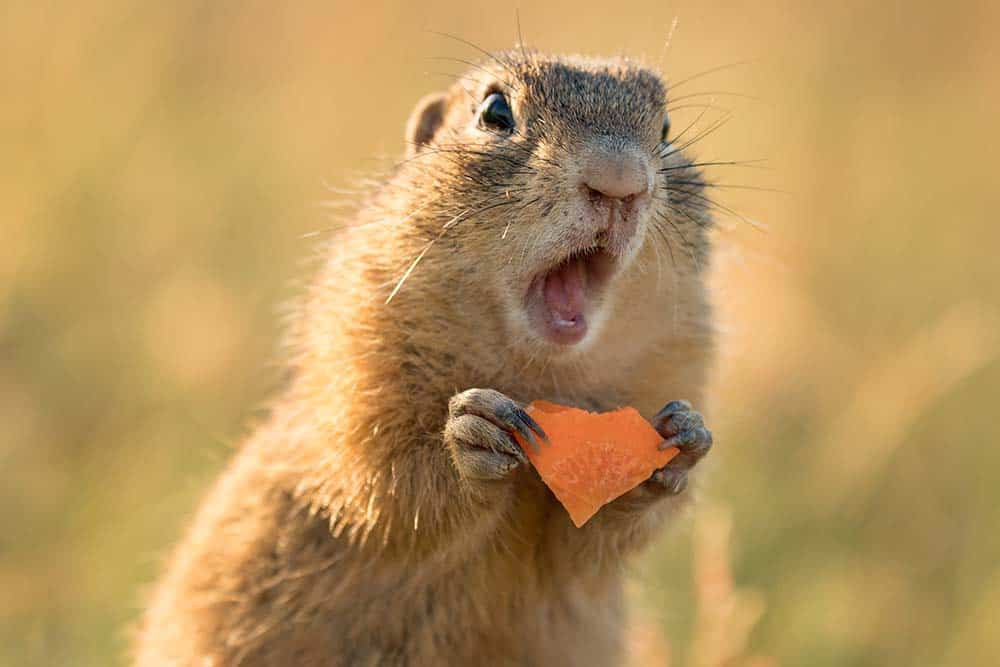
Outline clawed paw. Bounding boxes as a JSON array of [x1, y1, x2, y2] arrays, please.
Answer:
[[646, 400, 713, 495], [444, 388, 547, 481]]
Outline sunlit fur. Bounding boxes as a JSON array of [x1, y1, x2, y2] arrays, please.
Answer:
[[136, 51, 715, 666]]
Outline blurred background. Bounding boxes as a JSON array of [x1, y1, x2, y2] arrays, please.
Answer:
[[3, 1, 999, 665]]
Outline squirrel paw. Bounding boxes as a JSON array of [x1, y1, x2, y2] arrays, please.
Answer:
[[645, 400, 713, 495], [444, 388, 547, 481]]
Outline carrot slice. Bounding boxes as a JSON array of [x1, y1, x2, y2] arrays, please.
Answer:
[[514, 400, 679, 527]]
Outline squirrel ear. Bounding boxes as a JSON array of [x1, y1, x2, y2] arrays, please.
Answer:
[[405, 92, 447, 157]]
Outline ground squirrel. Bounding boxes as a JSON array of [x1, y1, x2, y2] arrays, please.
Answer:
[[135, 49, 716, 666]]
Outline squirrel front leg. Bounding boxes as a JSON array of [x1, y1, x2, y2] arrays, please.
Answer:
[[443, 388, 546, 483], [338, 388, 545, 563], [369, 387, 542, 564]]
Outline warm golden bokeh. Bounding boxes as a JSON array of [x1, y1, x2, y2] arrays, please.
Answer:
[[3, 2, 998, 665]]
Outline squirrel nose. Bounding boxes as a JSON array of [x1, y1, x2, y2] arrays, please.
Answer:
[[581, 150, 650, 202]]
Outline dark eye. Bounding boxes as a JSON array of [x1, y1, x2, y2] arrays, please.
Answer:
[[661, 113, 671, 143], [479, 92, 515, 132]]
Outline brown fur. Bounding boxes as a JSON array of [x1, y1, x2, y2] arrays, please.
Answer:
[[135, 51, 715, 666]]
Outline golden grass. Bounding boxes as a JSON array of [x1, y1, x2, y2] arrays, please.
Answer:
[[3, 1, 999, 664]]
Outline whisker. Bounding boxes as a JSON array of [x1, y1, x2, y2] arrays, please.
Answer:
[[668, 188, 767, 232], [384, 228, 453, 305], [651, 221, 677, 270], [671, 180, 787, 194], [667, 60, 753, 90], [659, 112, 734, 159], [659, 159, 768, 173], [667, 90, 761, 104], [385, 194, 526, 305], [515, 9, 530, 62], [666, 102, 732, 114], [658, 103, 715, 153], [426, 56, 498, 82], [659, 207, 705, 273], [677, 112, 734, 151], [427, 31, 520, 87]]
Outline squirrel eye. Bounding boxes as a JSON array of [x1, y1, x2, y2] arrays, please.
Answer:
[[479, 92, 515, 132], [661, 113, 672, 143]]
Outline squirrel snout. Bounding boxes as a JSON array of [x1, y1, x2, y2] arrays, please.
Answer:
[[578, 148, 651, 254], [581, 149, 650, 204]]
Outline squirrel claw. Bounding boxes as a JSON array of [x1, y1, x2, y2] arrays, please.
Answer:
[[445, 388, 538, 480], [645, 400, 713, 494]]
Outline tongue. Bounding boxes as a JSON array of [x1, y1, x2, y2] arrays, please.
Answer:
[[543, 257, 586, 325]]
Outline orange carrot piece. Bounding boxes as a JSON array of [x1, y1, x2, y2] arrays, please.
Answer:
[[514, 400, 679, 527]]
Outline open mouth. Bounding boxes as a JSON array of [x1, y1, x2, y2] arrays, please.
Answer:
[[525, 246, 617, 345]]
